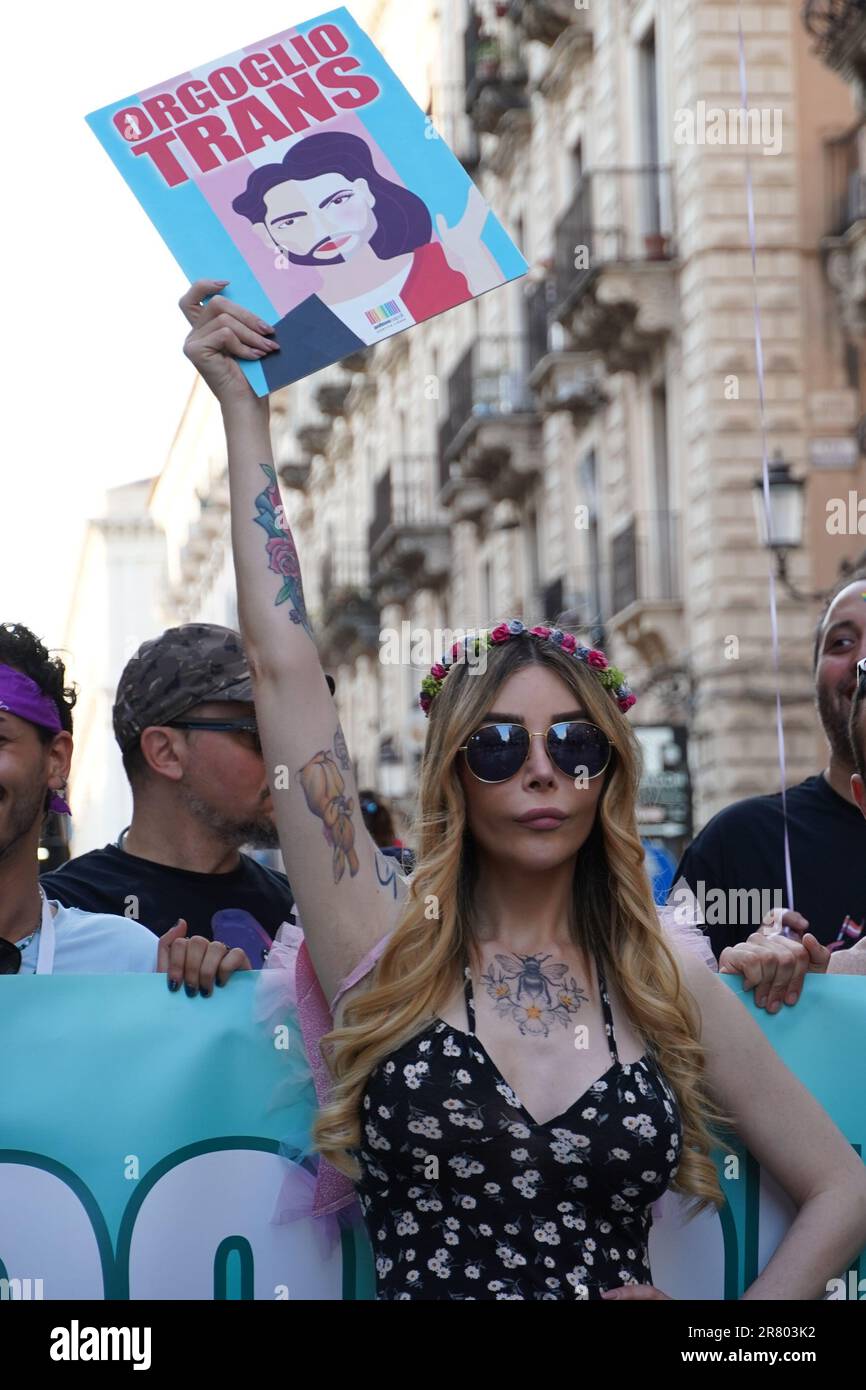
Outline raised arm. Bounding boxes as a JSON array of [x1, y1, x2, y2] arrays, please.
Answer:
[[180, 281, 408, 1002]]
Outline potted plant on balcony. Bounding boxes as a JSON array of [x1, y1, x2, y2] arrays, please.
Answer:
[[476, 34, 502, 82], [643, 231, 670, 260]]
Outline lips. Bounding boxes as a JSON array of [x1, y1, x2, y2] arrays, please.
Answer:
[[317, 235, 350, 254], [517, 808, 567, 829]]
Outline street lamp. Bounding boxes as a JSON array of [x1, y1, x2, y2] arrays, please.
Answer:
[[752, 450, 829, 602]]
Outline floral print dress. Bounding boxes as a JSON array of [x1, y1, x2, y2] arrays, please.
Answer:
[[352, 961, 682, 1299]]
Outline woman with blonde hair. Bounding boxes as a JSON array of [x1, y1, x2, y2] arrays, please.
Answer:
[[180, 280, 866, 1301]]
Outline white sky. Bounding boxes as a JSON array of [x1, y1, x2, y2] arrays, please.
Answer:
[[0, 0, 399, 647]]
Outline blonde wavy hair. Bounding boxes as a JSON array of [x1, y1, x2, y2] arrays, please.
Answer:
[[314, 633, 728, 1210]]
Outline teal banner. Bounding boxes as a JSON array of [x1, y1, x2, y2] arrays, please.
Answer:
[[650, 975, 866, 1299], [1, 974, 863, 1300], [0, 975, 374, 1300]]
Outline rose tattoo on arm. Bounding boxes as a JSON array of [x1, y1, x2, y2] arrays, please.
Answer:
[[254, 462, 311, 637]]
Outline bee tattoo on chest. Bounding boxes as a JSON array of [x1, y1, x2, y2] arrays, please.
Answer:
[[480, 952, 589, 1037]]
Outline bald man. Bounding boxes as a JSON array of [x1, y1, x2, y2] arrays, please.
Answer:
[[671, 570, 866, 959]]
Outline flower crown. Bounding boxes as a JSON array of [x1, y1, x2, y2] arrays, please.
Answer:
[[419, 619, 637, 717]]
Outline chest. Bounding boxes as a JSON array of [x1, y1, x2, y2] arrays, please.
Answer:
[[435, 969, 646, 1129]]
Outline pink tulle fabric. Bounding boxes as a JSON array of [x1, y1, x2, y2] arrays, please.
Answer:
[[263, 902, 716, 1224]]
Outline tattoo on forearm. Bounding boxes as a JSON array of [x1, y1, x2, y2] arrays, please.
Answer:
[[297, 732, 360, 883], [254, 463, 311, 637], [374, 849, 398, 899], [482, 952, 589, 1037], [333, 724, 351, 772]]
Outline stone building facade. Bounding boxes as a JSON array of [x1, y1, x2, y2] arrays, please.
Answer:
[[159, 0, 866, 847]]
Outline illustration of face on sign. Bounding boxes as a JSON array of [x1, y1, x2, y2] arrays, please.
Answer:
[[232, 130, 432, 303]]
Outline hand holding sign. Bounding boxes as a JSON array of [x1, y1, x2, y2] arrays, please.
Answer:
[[180, 280, 280, 406], [157, 918, 252, 997], [719, 920, 830, 1012]]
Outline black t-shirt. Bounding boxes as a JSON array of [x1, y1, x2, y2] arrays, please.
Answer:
[[671, 775, 866, 959], [41, 844, 294, 968]]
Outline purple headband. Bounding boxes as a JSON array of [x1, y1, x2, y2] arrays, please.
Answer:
[[0, 663, 71, 814]]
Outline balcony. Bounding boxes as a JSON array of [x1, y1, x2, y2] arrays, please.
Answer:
[[428, 82, 481, 172], [438, 335, 541, 511], [803, 1, 866, 86], [821, 122, 866, 333], [553, 168, 678, 374], [526, 277, 608, 418], [297, 420, 332, 459], [465, 3, 529, 135], [509, 0, 587, 46], [606, 512, 684, 667], [316, 378, 352, 418], [368, 457, 451, 601], [316, 550, 379, 666], [341, 346, 372, 373], [277, 458, 311, 491]]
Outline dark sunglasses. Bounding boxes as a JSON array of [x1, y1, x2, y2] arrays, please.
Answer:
[[167, 719, 262, 754], [460, 721, 613, 785], [0, 938, 23, 976]]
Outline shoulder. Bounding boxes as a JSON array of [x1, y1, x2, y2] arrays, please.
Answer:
[[41, 846, 115, 884], [694, 791, 787, 842], [49, 902, 158, 973], [238, 854, 293, 896]]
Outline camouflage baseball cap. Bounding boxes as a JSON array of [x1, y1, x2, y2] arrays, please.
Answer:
[[113, 624, 335, 753]]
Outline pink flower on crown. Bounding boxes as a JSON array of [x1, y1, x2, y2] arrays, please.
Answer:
[[618, 693, 637, 713], [451, 641, 465, 660], [490, 623, 511, 644], [587, 650, 608, 670], [561, 633, 577, 654], [530, 625, 551, 639], [420, 693, 433, 713], [430, 663, 447, 681]]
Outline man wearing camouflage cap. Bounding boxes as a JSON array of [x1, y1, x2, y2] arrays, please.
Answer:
[[42, 624, 335, 966]]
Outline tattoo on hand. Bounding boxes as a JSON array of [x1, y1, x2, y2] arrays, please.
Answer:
[[298, 733, 360, 883], [374, 850, 398, 899], [481, 952, 588, 1037], [254, 463, 311, 637]]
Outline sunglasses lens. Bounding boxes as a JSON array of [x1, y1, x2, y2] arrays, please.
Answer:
[[465, 723, 530, 782], [548, 722, 611, 779]]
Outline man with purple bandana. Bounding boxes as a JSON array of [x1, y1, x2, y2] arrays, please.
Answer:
[[0, 622, 249, 990]]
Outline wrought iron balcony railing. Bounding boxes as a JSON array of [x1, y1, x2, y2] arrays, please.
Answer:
[[464, 2, 529, 134], [553, 167, 676, 314], [368, 456, 444, 558], [824, 122, 866, 235], [610, 511, 682, 618], [438, 335, 535, 489]]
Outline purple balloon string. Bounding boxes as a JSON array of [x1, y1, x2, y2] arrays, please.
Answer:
[[737, 4, 795, 914]]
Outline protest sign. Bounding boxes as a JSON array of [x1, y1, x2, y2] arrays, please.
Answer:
[[3, 974, 863, 1300], [650, 975, 866, 1299], [85, 7, 528, 393], [0, 975, 373, 1300]]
